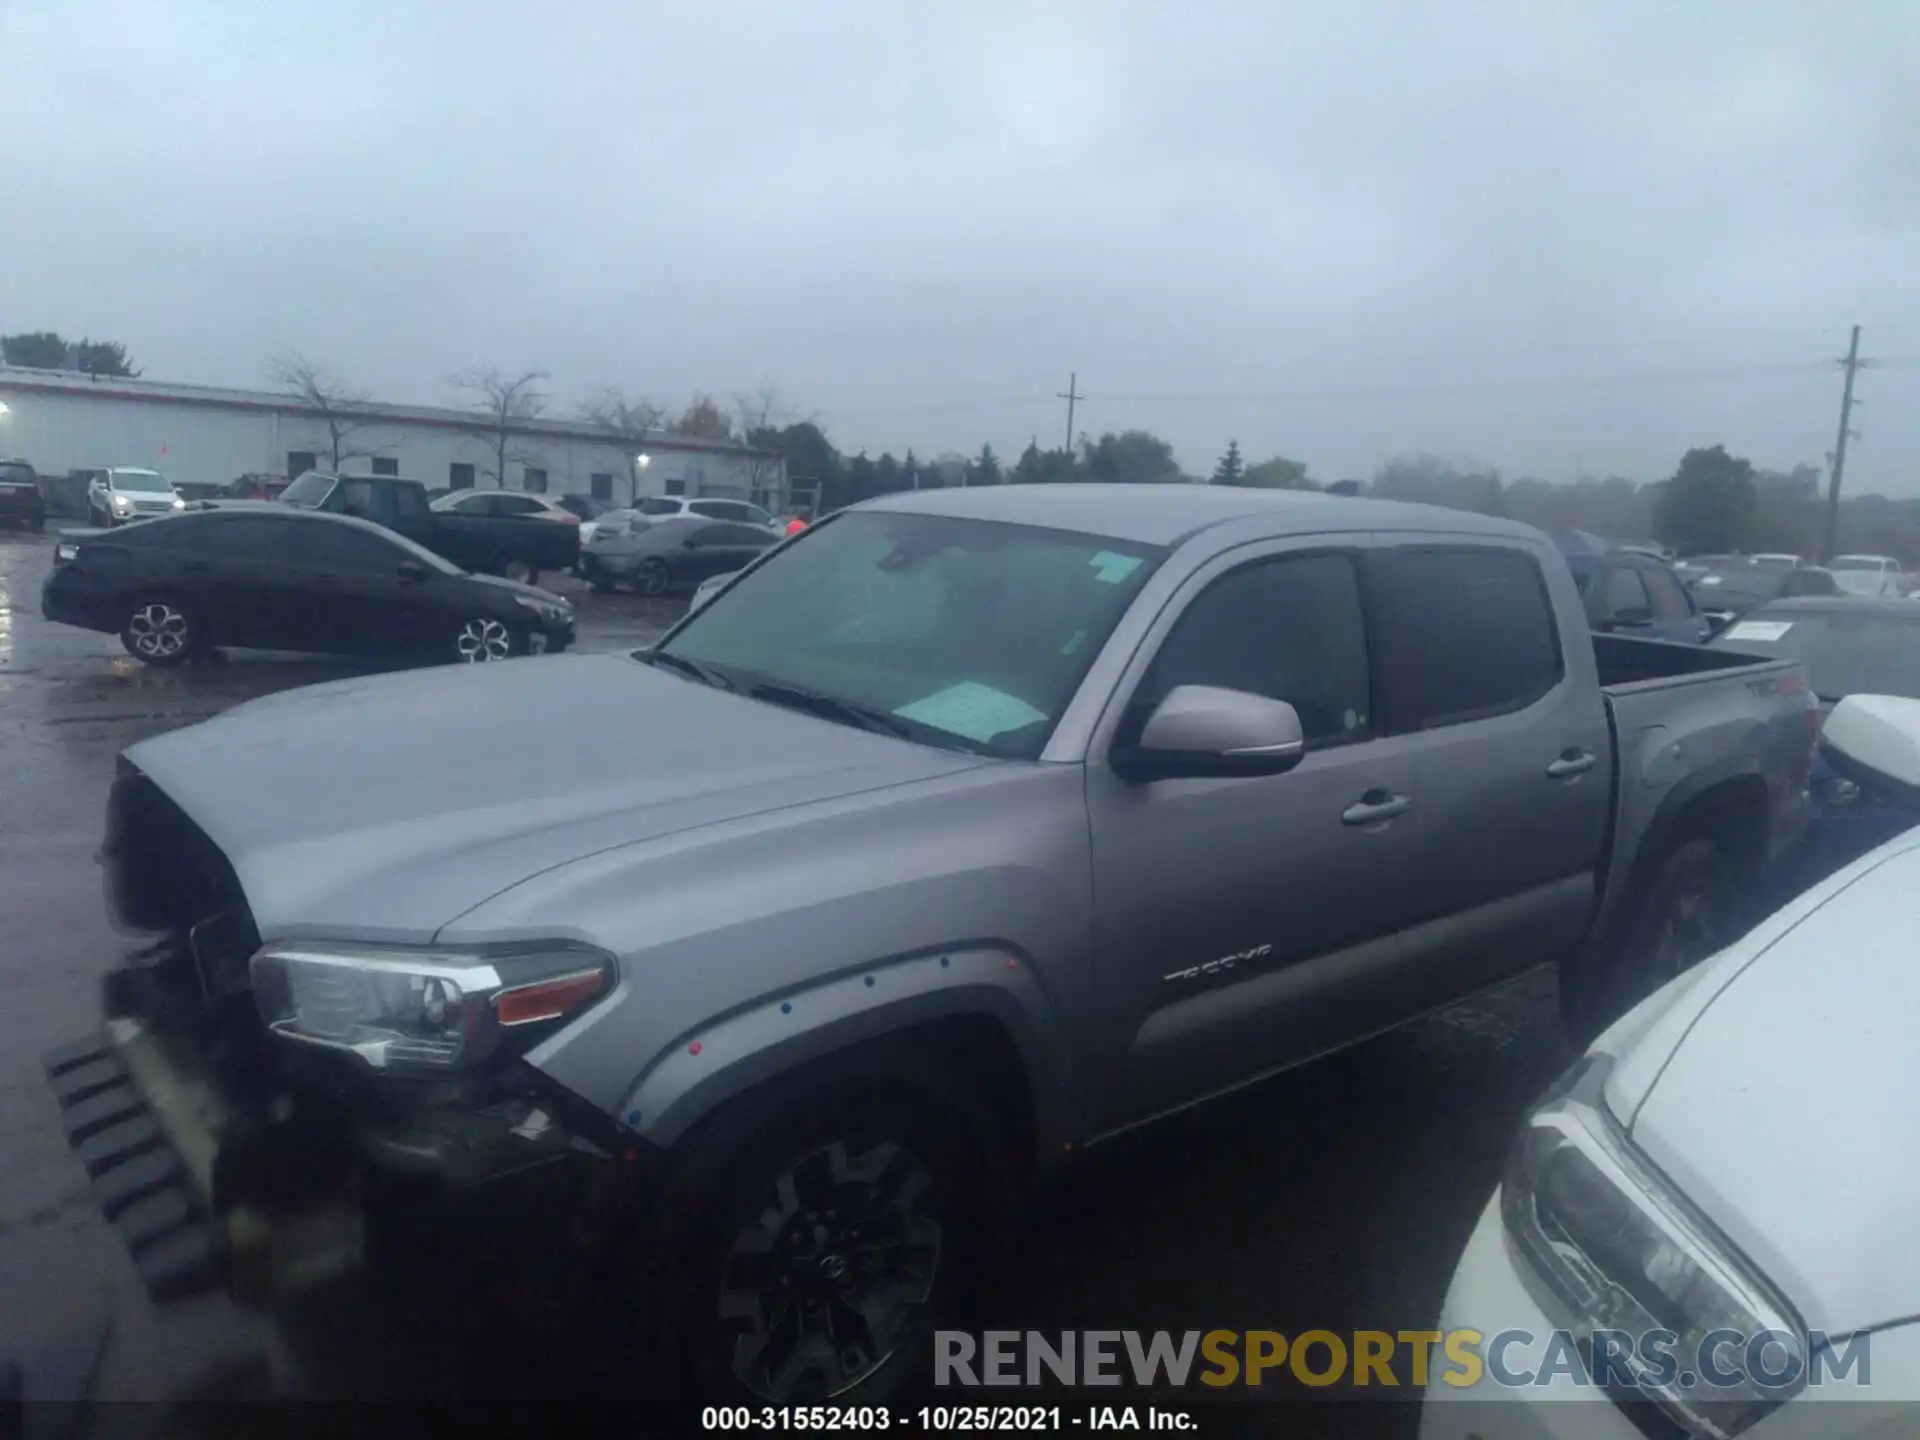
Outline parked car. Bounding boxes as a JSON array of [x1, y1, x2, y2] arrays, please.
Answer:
[[1423, 776, 1920, 1440], [1688, 560, 1841, 629], [556, 494, 611, 524], [1561, 544, 1713, 644], [633, 494, 779, 528], [271, 471, 579, 583], [1750, 551, 1804, 569], [218, 473, 291, 501], [431, 488, 583, 527], [0, 459, 46, 530], [86, 467, 185, 526], [1673, 551, 1736, 584], [1828, 552, 1906, 598], [44, 486, 1814, 1408], [578, 514, 779, 595], [1711, 596, 1920, 886], [41, 503, 574, 666]]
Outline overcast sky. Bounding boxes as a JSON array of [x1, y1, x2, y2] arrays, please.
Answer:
[[5, 0, 1919, 489]]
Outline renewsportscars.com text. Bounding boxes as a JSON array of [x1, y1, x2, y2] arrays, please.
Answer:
[[936, 1329, 1870, 1391]]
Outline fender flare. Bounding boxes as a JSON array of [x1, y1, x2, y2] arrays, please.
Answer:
[[617, 942, 1073, 1159], [1588, 755, 1772, 954]]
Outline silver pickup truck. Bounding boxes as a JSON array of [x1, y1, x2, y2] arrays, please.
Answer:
[[44, 485, 1815, 1405]]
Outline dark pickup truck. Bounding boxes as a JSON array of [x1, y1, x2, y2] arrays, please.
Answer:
[[267, 472, 579, 583]]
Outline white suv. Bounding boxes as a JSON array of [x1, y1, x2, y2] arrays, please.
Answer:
[[87, 468, 185, 526], [1830, 554, 1907, 598], [634, 495, 776, 528]]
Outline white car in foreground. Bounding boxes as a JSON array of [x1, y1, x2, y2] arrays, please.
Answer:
[[1423, 694, 1920, 1440]]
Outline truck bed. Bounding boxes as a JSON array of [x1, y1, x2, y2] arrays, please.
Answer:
[[1587, 630, 1814, 947]]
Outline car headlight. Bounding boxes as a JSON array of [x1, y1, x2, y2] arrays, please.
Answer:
[[112, 496, 132, 511], [54, 542, 79, 563], [1502, 1055, 1805, 1438], [513, 594, 570, 622], [171, 496, 186, 509], [250, 941, 615, 1074]]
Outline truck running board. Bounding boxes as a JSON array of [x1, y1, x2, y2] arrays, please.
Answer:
[[42, 1032, 227, 1303]]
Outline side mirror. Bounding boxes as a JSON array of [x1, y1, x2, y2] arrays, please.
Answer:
[[1111, 685, 1306, 782], [397, 560, 427, 583]]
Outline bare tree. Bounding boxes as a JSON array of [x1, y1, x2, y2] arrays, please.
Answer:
[[269, 353, 376, 469], [450, 366, 548, 488], [733, 385, 811, 509], [581, 388, 667, 505]]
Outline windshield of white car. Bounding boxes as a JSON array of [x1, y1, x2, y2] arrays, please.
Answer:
[[654, 510, 1164, 760], [1713, 609, 1920, 701], [110, 471, 171, 493], [279, 472, 334, 507]]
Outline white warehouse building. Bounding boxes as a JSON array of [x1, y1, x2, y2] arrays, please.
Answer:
[[0, 367, 788, 511]]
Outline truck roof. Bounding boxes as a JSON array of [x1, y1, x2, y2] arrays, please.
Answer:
[[861, 482, 1544, 548]]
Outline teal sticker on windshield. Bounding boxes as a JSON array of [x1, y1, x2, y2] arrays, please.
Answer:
[[1089, 551, 1144, 584], [894, 682, 1048, 744]]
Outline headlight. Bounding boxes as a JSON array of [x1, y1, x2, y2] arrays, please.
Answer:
[[513, 594, 570, 621], [171, 496, 186, 509], [54, 542, 79, 563], [1502, 1056, 1805, 1437], [250, 941, 614, 1074], [112, 496, 132, 511]]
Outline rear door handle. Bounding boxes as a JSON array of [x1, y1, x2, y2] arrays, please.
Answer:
[[1341, 791, 1412, 827], [1546, 750, 1597, 779]]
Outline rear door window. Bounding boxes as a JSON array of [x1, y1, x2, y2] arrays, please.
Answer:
[[1368, 547, 1565, 730], [288, 521, 405, 572], [1641, 564, 1694, 620], [1603, 565, 1651, 619]]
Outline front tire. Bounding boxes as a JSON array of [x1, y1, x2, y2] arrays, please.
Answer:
[[120, 595, 198, 666], [635, 558, 670, 597], [629, 1077, 1004, 1408], [453, 616, 520, 663], [1561, 838, 1738, 1044]]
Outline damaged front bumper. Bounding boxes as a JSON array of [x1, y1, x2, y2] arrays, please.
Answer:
[[45, 968, 646, 1315]]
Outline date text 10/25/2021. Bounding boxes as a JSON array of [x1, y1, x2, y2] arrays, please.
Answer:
[[701, 1406, 1197, 1431]]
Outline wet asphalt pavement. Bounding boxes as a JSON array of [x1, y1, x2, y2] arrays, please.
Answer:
[[0, 526, 1579, 1433]]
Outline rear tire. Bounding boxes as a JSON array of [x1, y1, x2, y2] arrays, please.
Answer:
[[453, 616, 520, 663], [636, 558, 670, 597], [621, 1070, 1006, 1408], [1561, 838, 1739, 1045], [120, 595, 198, 666]]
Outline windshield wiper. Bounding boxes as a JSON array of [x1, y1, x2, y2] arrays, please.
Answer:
[[743, 680, 918, 741], [646, 651, 734, 691]]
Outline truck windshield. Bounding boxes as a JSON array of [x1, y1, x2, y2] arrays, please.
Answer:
[[656, 511, 1165, 759], [279, 472, 334, 508]]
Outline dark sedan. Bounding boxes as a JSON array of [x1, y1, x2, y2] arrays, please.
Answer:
[[1687, 559, 1839, 629], [41, 503, 574, 666], [1711, 596, 1920, 886], [0, 460, 46, 531], [578, 515, 779, 595]]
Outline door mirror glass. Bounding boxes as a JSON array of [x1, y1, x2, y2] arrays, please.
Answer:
[[1115, 685, 1306, 781]]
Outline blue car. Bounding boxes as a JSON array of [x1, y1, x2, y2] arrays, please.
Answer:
[[1711, 595, 1920, 890]]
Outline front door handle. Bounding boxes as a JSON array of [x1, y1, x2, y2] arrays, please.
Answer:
[[1341, 791, 1412, 827], [1546, 750, 1597, 779]]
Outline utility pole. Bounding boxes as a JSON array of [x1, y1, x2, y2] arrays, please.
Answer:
[[1057, 373, 1083, 454], [1821, 325, 1869, 563]]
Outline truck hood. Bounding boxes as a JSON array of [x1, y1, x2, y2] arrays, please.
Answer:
[[122, 654, 988, 940], [1614, 831, 1920, 1335]]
